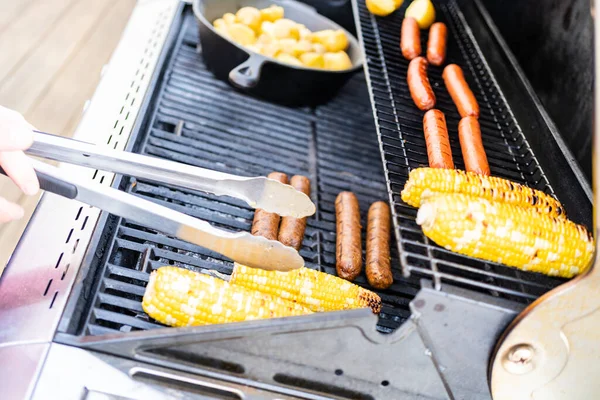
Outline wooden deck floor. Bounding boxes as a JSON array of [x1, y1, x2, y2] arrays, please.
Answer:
[[0, 0, 136, 267]]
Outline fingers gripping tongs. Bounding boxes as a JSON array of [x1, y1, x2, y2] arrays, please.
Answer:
[[7, 131, 316, 271]]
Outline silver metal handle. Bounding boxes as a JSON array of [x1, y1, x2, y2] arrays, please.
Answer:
[[28, 131, 315, 218], [31, 159, 304, 271]]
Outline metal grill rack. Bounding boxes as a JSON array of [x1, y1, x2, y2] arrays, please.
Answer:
[[354, 0, 572, 303], [65, 9, 422, 338]]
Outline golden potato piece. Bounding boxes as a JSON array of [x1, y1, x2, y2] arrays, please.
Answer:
[[276, 53, 303, 67], [312, 43, 327, 54], [214, 18, 227, 30], [300, 52, 325, 69], [365, 0, 400, 16], [256, 33, 272, 44], [323, 51, 352, 70], [405, 0, 436, 29], [261, 42, 281, 57], [223, 13, 237, 24], [279, 39, 313, 57], [260, 5, 284, 22], [312, 29, 349, 52], [227, 23, 257, 46], [236, 7, 262, 32], [297, 24, 313, 41], [271, 18, 300, 40]]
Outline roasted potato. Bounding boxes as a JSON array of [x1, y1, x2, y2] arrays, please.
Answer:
[[312, 29, 348, 52], [323, 51, 352, 70], [300, 52, 325, 68], [223, 12, 237, 24], [260, 5, 284, 22], [227, 23, 257, 46], [276, 53, 303, 66], [236, 7, 262, 32]]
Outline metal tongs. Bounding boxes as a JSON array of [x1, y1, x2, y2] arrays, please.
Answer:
[[8, 131, 316, 271]]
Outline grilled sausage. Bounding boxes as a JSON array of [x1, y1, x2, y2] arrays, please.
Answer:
[[335, 191, 362, 281], [278, 175, 311, 250], [407, 57, 436, 111], [251, 172, 288, 240], [366, 201, 393, 289], [458, 116, 490, 176], [426, 22, 447, 66], [401, 17, 421, 60], [423, 109, 454, 169], [443, 64, 480, 118]]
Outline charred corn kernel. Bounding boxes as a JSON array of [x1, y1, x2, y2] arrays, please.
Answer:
[[323, 51, 353, 70], [142, 267, 311, 327], [405, 0, 436, 29], [260, 5, 284, 22], [223, 13, 237, 24], [401, 168, 566, 218], [300, 52, 325, 68], [231, 264, 382, 313], [311, 29, 349, 52], [236, 7, 262, 32], [416, 193, 594, 278], [275, 53, 303, 66], [226, 23, 256, 46], [366, 0, 401, 16]]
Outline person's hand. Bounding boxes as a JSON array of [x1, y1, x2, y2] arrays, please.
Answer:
[[0, 106, 40, 223]]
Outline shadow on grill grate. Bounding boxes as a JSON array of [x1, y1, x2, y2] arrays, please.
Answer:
[[355, 0, 571, 302], [82, 9, 420, 337]]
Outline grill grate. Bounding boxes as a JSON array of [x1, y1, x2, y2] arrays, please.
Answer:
[[80, 9, 420, 337], [355, 0, 567, 302]]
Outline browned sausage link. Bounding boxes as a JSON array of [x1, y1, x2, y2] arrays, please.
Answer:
[[407, 57, 436, 111], [366, 201, 393, 290], [401, 17, 421, 60], [278, 175, 311, 250], [442, 64, 480, 118], [423, 109, 454, 169], [335, 191, 362, 281], [458, 116, 490, 176], [251, 172, 288, 240], [426, 22, 447, 66]]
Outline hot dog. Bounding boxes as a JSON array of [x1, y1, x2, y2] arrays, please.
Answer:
[[278, 175, 311, 250], [442, 64, 480, 118], [423, 109, 454, 169], [335, 191, 362, 281], [401, 17, 421, 60], [251, 172, 288, 240], [407, 57, 436, 111], [366, 201, 393, 290], [426, 22, 447, 66], [458, 116, 490, 176]]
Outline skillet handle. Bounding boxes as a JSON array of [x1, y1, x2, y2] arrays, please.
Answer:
[[228, 55, 264, 89]]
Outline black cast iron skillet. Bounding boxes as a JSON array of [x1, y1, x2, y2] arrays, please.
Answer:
[[193, 0, 364, 106]]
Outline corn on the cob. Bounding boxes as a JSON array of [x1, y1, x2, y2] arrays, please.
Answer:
[[401, 168, 566, 218], [230, 264, 382, 313], [416, 192, 594, 278], [142, 267, 311, 327]]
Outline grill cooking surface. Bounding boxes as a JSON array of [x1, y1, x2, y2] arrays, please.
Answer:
[[355, 0, 567, 302], [80, 9, 419, 336], [71, 2, 572, 338]]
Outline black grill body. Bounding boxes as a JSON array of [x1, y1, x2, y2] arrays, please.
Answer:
[[56, 1, 591, 398]]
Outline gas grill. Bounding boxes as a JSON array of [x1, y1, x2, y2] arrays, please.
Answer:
[[0, 0, 593, 399]]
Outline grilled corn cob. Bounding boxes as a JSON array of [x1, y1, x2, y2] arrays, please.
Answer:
[[142, 267, 311, 327], [230, 264, 382, 313], [416, 192, 594, 278], [401, 168, 566, 218]]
